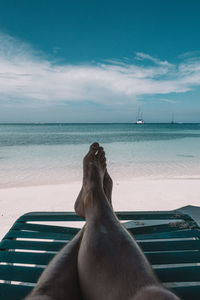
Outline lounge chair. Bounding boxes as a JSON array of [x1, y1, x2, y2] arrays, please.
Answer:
[[0, 205, 200, 300]]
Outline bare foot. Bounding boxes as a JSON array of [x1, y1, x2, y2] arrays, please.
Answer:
[[104, 169, 113, 207], [75, 143, 108, 217]]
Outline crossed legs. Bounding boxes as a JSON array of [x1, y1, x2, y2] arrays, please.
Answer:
[[25, 144, 113, 300], [26, 143, 179, 300]]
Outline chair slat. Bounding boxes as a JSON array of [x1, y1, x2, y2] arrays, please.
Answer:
[[0, 240, 65, 252], [18, 211, 84, 222], [117, 212, 191, 221], [135, 229, 200, 239], [139, 240, 200, 251], [171, 285, 200, 300], [155, 266, 200, 282], [18, 211, 191, 221], [128, 221, 196, 235], [12, 222, 79, 235], [146, 250, 200, 264], [0, 265, 43, 283], [4, 229, 73, 241], [0, 251, 54, 265], [0, 283, 32, 300]]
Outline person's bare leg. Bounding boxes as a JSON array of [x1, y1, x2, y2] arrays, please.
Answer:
[[25, 143, 113, 300], [75, 144, 179, 300], [24, 229, 83, 300], [133, 286, 180, 300]]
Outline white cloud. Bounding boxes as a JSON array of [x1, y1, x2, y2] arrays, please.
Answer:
[[159, 98, 177, 104], [1, 33, 200, 107], [135, 52, 173, 67]]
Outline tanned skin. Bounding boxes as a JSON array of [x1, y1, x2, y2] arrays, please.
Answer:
[[26, 143, 180, 300]]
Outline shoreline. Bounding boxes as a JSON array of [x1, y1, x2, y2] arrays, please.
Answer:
[[1, 178, 200, 240], [1, 173, 200, 189]]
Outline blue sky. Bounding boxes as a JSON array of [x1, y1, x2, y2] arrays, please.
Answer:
[[1, 0, 200, 122]]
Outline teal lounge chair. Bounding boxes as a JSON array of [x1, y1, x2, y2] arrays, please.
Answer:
[[0, 205, 200, 300]]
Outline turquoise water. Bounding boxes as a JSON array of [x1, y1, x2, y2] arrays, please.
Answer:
[[1, 123, 200, 188]]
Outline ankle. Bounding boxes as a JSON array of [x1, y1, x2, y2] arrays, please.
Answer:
[[83, 182, 104, 196]]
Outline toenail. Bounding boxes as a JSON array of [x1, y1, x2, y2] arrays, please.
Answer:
[[92, 143, 99, 148]]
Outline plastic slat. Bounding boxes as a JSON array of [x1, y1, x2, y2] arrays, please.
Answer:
[[146, 250, 200, 264], [171, 285, 200, 300], [0, 283, 32, 300], [118, 212, 191, 221], [135, 229, 200, 240], [155, 266, 200, 282], [124, 219, 184, 229], [12, 222, 79, 235], [128, 221, 196, 235], [18, 211, 84, 222], [18, 211, 191, 222], [4, 229, 73, 241], [139, 239, 200, 251], [0, 265, 43, 282], [0, 240, 65, 252], [0, 251, 54, 265]]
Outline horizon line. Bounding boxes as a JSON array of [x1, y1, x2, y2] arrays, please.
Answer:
[[0, 122, 200, 125]]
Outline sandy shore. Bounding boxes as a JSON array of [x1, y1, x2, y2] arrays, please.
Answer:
[[0, 178, 200, 240]]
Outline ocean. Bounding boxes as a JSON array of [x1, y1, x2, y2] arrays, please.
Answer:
[[1, 123, 200, 188]]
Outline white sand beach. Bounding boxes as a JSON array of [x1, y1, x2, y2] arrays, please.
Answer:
[[1, 124, 200, 240], [1, 178, 200, 240]]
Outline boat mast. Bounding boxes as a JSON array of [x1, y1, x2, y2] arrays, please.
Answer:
[[134, 106, 144, 124], [171, 113, 175, 124]]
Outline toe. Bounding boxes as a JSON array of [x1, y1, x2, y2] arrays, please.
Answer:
[[99, 149, 106, 168], [100, 150, 106, 159], [90, 142, 99, 152], [100, 153, 106, 162], [96, 146, 104, 158], [84, 143, 99, 161], [99, 150, 106, 163], [101, 158, 106, 168]]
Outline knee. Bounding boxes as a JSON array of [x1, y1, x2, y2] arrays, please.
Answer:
[[133, 285, 180, 300], [24, 296, 54, 300]]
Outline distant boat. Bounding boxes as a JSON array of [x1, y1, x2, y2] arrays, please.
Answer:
[[134, 107, 144, 124], [171, 113, 176, 124], [135, 119, 144, 124]]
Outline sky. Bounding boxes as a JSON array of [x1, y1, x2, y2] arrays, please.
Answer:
[[1, 0, 200, 123]]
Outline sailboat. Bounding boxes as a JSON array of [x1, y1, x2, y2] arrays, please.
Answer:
[[134, 107, 144, 124], [171, 113, 176, 124]]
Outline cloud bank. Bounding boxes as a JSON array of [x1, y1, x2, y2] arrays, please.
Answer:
[[1, 32, 200, 106]]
